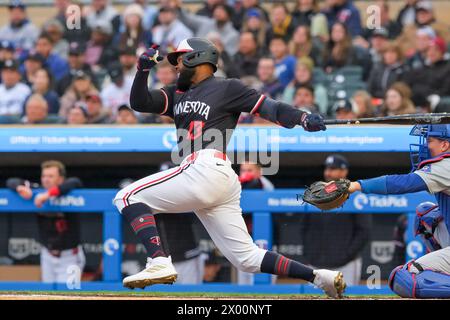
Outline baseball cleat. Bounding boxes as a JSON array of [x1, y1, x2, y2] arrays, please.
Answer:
[[313, 269, 346, 298], [123, 256, 178, 289]]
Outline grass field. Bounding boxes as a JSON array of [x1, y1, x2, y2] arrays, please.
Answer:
[[0, 291, 402, 300]]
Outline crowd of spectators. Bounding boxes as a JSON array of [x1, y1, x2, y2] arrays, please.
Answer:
[[0, 0, 449, 125]]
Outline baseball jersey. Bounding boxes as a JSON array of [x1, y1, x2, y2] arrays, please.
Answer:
[[414, 157, 450, 232], [130, 73, 306, 157]]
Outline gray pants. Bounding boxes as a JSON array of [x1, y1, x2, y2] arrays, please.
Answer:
[[415, 222, 450, 273]]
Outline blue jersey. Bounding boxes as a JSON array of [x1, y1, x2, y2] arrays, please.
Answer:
[[358, 154, 450, 233]]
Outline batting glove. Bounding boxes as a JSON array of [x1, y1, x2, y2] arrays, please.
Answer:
[[137, 44, 164, 72], [300, 113, 327, 132]]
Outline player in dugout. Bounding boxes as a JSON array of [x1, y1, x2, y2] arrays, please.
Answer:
[[6, 160, 84, 284], [347, 124, 450, 298]]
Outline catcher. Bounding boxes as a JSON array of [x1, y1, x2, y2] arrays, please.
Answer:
[[304, 124, 450, 298]]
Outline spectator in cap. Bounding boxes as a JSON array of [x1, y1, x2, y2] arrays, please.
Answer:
[[241, 8, 268, 52], [59, 70, 98, 118], [67, 102, 89, 124], [21, 52, 46, 87], [118, 4, 152, 51], [43, 19, 69, 60], [322, 0, 362, 38], [57, 42, 97, 96], [231, 0, 269, 31], [53, 0, 91, 45], [151, 6, 192, 55], [407, 26, 436, 70], [85, 92, 110, 124], [265, 3, 296, 45], [100, 63, 132, 115], [367, 42, 410, 99], [85, 0, 120, 36], [333, 99, 357, 120], [367, 28, 390, 65], [404, 37, 450, 110], [33, 33, 70, 81], [22, 94, 60, 124], [0, 0, 39, 52], [301, 154, 372, 286], [25, 68, 60, 115], [0, 40, 15, 82], [115, 104, 138, 125], [233, 32, 262, 78], [178, 4, 239, 56], [291, 0, 329, 42], [0, 59, 31, 116]]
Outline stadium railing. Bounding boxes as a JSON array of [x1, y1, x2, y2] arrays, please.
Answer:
[[0, 188, 434, 295]]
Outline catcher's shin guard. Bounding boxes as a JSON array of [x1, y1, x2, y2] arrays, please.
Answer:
[[389, 263, 450, 298]]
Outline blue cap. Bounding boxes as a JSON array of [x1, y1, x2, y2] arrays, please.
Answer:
[[8, 0, 26, 9], [247, 8, 262, 19], [324, 154, 349, 169], [0, 40, 14, 51]]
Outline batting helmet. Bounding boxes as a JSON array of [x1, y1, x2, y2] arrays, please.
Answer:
[[167, 38, 218, 72]]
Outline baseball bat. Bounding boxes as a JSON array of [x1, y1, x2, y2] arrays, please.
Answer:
[[323, 113, 450, 125]]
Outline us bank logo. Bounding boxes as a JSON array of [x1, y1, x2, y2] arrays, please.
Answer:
[[353, 193, 408, 210]]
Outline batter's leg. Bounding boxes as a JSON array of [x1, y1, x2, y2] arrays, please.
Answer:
[[195, 199, 346, 298], [113, 156, 234, 289]]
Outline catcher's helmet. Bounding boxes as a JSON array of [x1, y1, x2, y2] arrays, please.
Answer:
[[409, 124, 450, 170], [167, 38, 218, 72]]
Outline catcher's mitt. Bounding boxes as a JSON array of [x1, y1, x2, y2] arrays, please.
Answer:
[[302, 179, 351, 210]]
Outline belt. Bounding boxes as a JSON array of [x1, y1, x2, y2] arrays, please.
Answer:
[[48, 247, 79, 258], [186, 150, 227, 163], [214, 151, 227, 161]]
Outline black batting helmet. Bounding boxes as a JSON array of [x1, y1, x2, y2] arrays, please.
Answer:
[[167, 37, 218, 72]]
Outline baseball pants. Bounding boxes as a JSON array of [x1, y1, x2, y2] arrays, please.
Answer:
[[41, 245, 85, 283], [114, 149, 267, 273], [173, 254, 206, 284], [416, 221, 450, 274]]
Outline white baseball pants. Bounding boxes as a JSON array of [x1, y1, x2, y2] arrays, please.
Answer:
[[114, 149, 267, 273]]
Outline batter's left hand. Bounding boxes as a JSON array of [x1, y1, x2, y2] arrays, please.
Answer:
[[34, 192, 50, 208], [300, 113, 326, 132]]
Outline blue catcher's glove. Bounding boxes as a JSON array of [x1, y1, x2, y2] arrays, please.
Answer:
[[137, 44, 164, 72], [300, 113, 326, 132]]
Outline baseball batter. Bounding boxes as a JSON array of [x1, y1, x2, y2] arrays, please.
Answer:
[[347, 124, 450, 298], [113, 38, 346, 298]]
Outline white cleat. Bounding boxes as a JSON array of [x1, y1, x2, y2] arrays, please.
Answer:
[[313, 269, 346, 298], [123, 256, 178, 289]]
